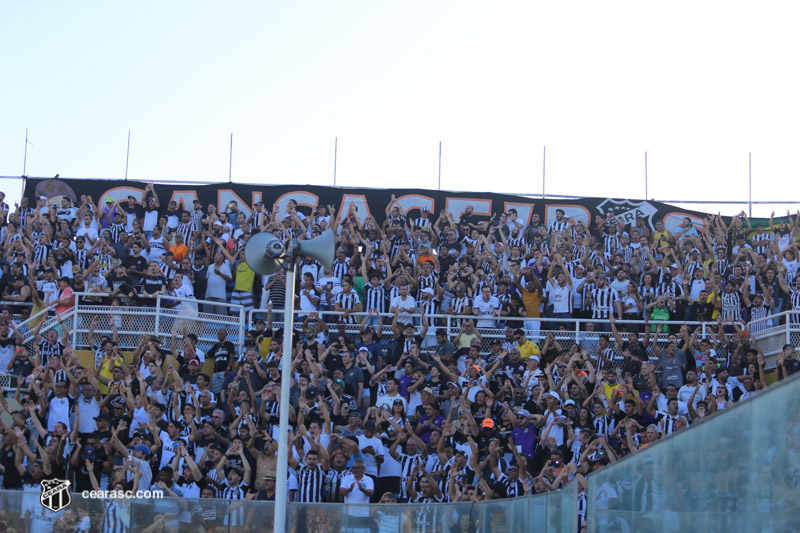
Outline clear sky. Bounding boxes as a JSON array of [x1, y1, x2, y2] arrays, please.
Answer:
[[2, 1, 799, 217]]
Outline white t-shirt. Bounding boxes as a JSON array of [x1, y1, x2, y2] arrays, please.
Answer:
[[473, 295, 499, 327], [341, 474, 373, 513], [206, 262, 232, 300], [550, 284, 573, 313], [390, 295, 417, 316], [356, 435, 385, 477]]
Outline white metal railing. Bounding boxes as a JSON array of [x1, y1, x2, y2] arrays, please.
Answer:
[[748, 310, 799, 365], [11, 292, 246, 361], [247, 308, 721, 366]]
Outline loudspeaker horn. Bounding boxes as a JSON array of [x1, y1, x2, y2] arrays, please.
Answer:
[[298, 229, 336, 271], [243, 232, 285, 275]]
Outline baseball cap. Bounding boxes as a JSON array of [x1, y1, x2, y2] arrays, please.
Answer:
[[564, 399, 576, 407], [516, 409, 531, 418], [132, 444, 151, 457], [447, 381, 459, 388], [421, 287, 435, 295], [481, 418, 495, 428], [547, 391, 561, 402], [364, 421, 376, 431]]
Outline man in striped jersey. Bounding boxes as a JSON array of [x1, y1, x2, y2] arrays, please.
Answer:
[[389, 426, 428, 501], [587, 275, 621, 332], [335, 276, 362, 320], [743, 281, 771, 334], [548, 209, 570, 235], [289, 445, 330, 502]]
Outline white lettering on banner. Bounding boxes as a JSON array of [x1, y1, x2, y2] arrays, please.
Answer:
[[218, 189, 253, 219], [170, 190, 200, 211], [273, 191, 319, 217], [446, 198, 492, 223], [596, 199, 658, 229], [393, 194, 435, 215], [504, 202, 535, 227], [339, 194, 373, 221], [545, 204, 591, 227]]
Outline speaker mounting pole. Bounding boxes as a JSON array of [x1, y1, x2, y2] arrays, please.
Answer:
[[273, 256, 296, 533], [243, 229, 335, 533]]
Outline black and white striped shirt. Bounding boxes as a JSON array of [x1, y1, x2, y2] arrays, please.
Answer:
[[420, 297, 441, 317], [617, 245, 634, 265], [397, 452, 425, 500], [323, 467, 351, 502], [661, 414, 680, 436], [101, 500, 130, 533], [592, 414, 613, 437], [332, 258, 350, 282], [656, 281, 683, 300], [177, 221, 195, 243], [109, 222, 125, 243], [297, 463, 326, 502], [220, 479, 249, 500], [450, 295, 472, 315], [416, 274, 437, 300], [603, 232, 621, 257], [590, 286, 618, 319], [18, 207, 34, 230], [579, 282, 596, 313], [549, 220, 569, 235], [335, 291, 361, 323], [75, 248, 90, 271], [33, 243, 50, 265], [720, 291, 743, 322], [748, 304, 770, 334], [365, 284, 387, 313]]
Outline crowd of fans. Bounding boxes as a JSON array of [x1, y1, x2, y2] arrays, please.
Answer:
[[0, 185, 799, 532]]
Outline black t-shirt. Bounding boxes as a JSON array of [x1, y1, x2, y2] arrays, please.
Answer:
[[0, 444, 21, 489], [141, 275, 166, 305], [108, 274, 136, 303], [11, 355, 33, 377], [692, 301, 715, 323], [125, 255, 149, 286], [208, 341, 236, 373]]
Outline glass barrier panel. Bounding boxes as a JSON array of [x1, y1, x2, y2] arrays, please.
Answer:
[[587, 376, 800, 533]]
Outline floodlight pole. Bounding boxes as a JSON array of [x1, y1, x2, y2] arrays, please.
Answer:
[[274, 258, 296, 533]]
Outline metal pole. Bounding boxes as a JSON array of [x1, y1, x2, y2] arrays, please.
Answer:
[[274, 261, 297, 533], [438, 141, 442, 190], [748, 152, 752, 217], [542, 146, 546, 199], [645, 151, 648, 199], [334, 137, 338, 187], [23, 128, 29, 176], [229, 134, 234, 183], [125, 131, 131, 181]]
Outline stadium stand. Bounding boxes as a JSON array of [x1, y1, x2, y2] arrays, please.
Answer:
[[0, 181, 799, 532]]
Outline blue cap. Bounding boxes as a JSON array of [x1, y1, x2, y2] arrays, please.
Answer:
[[132, 445, 150, 457]]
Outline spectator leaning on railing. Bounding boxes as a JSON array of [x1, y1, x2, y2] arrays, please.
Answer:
[[0, 187, 799, 531]]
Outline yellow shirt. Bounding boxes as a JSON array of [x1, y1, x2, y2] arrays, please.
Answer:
[[520, 287, 543, 318], [457, 333, 477, 350], [652, 229, 671, 253], [98, 354, 125, 395], [517, 339, 541, 359]]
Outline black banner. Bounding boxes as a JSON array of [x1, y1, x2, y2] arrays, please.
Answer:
[[25, 177, 718, 235]]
